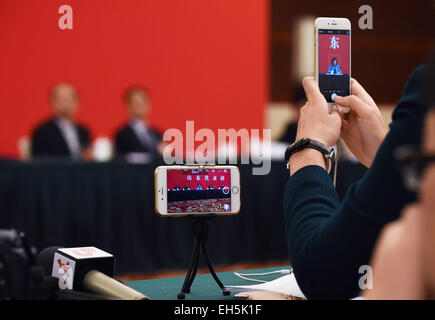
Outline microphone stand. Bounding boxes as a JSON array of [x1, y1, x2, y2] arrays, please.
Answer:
[[177, 216, 230, 299]]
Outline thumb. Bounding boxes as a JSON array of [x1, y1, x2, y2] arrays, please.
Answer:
[[302, 77, 325, 103], [334, 95, 371, 117]]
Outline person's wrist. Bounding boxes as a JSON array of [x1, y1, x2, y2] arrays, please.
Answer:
[[288, 147, 327, 176]]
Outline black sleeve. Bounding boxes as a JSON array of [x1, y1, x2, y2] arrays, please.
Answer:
[[31, 126, 46, 157], [114, 129, 128, 155], [283, 65, 429, 299], [151, 128, 163, 142], [78, 126, 90, 149]]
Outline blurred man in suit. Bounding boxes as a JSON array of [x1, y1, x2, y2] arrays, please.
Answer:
[[278, 84, 306, 144], [31, 83, 90, 159], [114, 86, 162, 160]]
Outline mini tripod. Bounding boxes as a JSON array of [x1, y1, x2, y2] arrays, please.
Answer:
[[177, 217, 230, 299]]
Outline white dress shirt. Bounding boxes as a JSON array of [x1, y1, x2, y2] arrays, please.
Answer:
[[129, 119, 157, 152], [55, 118, 82, 158]]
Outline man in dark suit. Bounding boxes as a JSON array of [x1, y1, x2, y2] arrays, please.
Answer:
[[31, 83, 90, 159], [114, 86, 162, 161], [278, 84, 306, 144]]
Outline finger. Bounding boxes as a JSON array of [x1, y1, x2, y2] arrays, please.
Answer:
[[302, 77, 325, 103], [341, 118, 351, 131], [350, 78, 377, 109], [333, 94, 372, 117]]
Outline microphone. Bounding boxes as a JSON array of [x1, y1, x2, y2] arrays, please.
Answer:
[[44, 275, 117, 300], [37, 246, 149, 300]]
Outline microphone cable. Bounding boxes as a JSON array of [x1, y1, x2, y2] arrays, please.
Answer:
[[332, 138, 341, 187], [234, 267, 293, 283]]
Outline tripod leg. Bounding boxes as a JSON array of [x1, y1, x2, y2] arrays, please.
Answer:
[[178, 237, 200, 299], [185, 240, 201, 292], [201, 240, 230, 296]]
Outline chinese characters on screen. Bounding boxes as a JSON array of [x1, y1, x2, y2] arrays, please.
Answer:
[[318, 29, 350, 102]]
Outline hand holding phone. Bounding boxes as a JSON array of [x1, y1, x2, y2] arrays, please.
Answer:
[[336, 79, 387, 167]]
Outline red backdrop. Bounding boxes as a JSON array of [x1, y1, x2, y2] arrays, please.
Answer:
[[0, 0, 268, 157], [318, 33, 350, 74]]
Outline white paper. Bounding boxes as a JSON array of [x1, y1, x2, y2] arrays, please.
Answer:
[[224, 273, 306, 299]]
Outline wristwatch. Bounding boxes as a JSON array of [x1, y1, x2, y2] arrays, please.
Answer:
[[285, 138, 335, 173]]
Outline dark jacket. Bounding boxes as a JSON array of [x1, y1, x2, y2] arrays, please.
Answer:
[[283, 65, 429, 299], [114, 124, 161, 156], [31, 118, 90, 158]]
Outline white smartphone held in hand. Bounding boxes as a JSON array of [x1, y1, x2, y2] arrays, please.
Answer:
[[155, 165, 241, 217], [314, 17, 351, 113]]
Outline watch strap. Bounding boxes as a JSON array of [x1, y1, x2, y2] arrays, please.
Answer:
[[285, 138, 335, 172]]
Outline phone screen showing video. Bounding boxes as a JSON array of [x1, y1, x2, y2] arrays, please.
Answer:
[[166, 168, 231, 213], [318, 29, 350, 102]]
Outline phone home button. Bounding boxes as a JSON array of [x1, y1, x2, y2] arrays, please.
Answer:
[[232, 186, 239, 194]]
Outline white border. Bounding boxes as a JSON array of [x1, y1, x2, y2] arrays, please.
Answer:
[[155, 165, 241, 216]]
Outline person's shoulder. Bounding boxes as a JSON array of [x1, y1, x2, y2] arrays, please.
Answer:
[[75, 122, 90, 134], [392, 64, 429, 121], [114, 123, 133, 139], [402, 64, 428, 96], [32, 118, 56, 135], [148, 125, 163, 137]]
